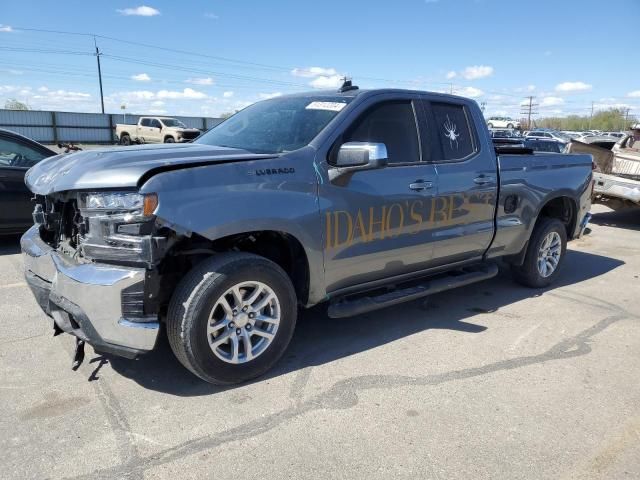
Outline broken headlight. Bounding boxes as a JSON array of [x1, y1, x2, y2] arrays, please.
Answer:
[[77, 192, 161, 264]]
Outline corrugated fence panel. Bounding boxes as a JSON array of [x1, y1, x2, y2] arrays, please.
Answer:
[[56, 112, 110, 127], [0, 109, 52, 126], [56, 128, 114, 143], [0, 109, 222, 144], [5, 126, 55, 143]]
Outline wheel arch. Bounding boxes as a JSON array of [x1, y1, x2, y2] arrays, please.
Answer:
[[164, 228, 316, 308], [534, 194, 578, 240]]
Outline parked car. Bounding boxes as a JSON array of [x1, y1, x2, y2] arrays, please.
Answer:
[[0, 129, 56, 235], [486, 116, 521, 129], [22, 88, 593, 384], [115, 117, 201, 145], [525, 130, 570, 143], [524, 138, 565, 153]]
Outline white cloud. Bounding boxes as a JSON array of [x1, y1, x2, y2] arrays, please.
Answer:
[[258, 92, 282, 100], [461, 65, 493, 80], [628, 90, 640, 98], [455, 86, 484, 98], [223, 91, 234, 98], [555, 81, 592, 93], [121, 90, 155, 101], [131, 73, 151, 82], [540, 96, 564, 107], [186, 77, 214, 86], [515, 84, 536, 93], [117, 6, 160, 16], [291, 66, 338, 78], [0, 25, 13, 32], [151, 100, 165, 106], [148, 108, 167, 115], [157, 88, 207, 99], [445, 71, 457, 80], [204, 13, 219, 19], [310, 75, 343, 89]]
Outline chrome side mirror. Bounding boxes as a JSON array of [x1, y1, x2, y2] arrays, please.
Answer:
[[329, 142, 388, 181]]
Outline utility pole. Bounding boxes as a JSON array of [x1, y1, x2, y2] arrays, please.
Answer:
[[480, 101, 486, 113], [94, 36, 105, 114], [588, 101, 594, 130], [520, 96, 538, 130], [449, 83, 453, 95], [624, 108, 630, 131]]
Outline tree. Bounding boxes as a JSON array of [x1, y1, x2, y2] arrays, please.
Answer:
[[4, 98, 30, 110], [536, 108, 636, 132]]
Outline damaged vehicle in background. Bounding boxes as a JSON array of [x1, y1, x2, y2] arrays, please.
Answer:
[[567, 128, 640, 209]]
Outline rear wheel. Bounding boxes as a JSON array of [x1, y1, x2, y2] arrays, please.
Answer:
[[167, 253, 297, 385], [487, 123, 494, 128], [511, 217, 567, 288], [119, 134, 131, 146], [507, 123, 514, 129]]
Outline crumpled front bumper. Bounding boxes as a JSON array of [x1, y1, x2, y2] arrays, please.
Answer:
[[21, 225, 159, 358]]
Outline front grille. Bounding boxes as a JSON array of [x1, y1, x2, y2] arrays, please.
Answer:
[[34, 194, 84, 251], [181, 131, 200, 140]]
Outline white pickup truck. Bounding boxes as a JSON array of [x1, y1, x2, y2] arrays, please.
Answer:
[[115, 116, 201, 145]]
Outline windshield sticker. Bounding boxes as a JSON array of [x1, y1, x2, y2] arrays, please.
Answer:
[[443, 115, 460, 149], [305, 101, 347, 112]]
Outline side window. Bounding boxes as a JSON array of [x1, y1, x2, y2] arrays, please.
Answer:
[[140, 118, 151, 127], [430, 102, 476, 161], [0, 138, 49, 168], [343, 101, 420, 164], [150, 119, 162, 129]]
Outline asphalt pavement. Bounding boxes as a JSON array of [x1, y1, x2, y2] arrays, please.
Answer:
[[1, 204, 638, 480]]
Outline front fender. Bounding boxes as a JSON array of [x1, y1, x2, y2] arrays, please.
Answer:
[[139, 149, 327, 305]]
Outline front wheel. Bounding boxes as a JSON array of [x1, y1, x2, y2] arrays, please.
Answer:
[[164, 136, 175, 143], [487, 123, 494, 128], [511, 217, 567, 288], [507, 123, 514, 129], [167, 253, 297, 385]]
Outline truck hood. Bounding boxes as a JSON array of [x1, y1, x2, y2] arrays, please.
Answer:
[[25, 143, 276, 195]]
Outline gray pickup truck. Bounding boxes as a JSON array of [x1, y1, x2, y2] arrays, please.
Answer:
[[21, 87, 593, 384]]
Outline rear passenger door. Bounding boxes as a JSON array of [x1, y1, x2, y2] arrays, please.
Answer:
[[420, 98, 498, 266]]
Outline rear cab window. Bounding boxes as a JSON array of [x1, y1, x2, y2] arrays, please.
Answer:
[[422, 100, 478, 162]]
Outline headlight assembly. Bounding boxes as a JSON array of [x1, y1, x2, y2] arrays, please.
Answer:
[[77, 191, 161, 264]]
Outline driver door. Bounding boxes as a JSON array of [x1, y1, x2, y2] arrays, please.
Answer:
[[319, 97, 439, 293]]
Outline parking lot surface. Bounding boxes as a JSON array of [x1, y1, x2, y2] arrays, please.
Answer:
[[1, 205, 638, 480]]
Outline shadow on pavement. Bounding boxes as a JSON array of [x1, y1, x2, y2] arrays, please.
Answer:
[[591, 207, 640, 231], [103, 249, 623, 396], [0, 235, 21, 256]]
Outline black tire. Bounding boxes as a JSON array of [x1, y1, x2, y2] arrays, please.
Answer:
[[511, 217, 567, 288], [167, 252, 297, 385], [507, 123, 514, 129], [119, 134, 131, 146], [164, 136, 175, 143]]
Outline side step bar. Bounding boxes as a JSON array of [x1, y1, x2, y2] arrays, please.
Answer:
[[327, 263, 499, 319]]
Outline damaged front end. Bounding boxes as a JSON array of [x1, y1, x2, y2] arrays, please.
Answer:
[[21, 190, 175, 364]]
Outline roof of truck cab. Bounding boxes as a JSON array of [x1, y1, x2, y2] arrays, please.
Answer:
[[280, 88, 475, 102]]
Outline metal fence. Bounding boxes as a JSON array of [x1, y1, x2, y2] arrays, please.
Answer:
[[0, 109, 224, 144]]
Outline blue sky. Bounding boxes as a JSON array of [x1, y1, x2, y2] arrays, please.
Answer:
[[1, 0, 639, 119]]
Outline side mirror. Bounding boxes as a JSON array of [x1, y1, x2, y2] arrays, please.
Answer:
[[329, 142, 388, 181]]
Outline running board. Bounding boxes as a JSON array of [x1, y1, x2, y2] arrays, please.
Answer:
[[327, 263, 499, 319]]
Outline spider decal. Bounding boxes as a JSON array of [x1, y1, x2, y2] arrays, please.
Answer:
[[443, 115, 460, 149]]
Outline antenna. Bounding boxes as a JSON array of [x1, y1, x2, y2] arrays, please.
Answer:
[[338, 76, 358, 93]]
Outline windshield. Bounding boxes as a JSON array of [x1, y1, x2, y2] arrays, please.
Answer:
[[195, 96, 352, 154], [161, 119, 187, 128]]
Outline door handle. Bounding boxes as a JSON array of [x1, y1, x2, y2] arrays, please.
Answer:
[[409, 180, 434, 191], [473, 175, 494, 185]]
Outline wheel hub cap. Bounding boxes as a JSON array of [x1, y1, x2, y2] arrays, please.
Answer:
[[206, 281, 280, 364], [537, 231, 562, 278]]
